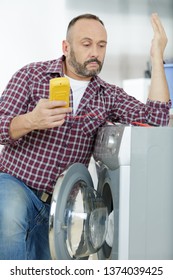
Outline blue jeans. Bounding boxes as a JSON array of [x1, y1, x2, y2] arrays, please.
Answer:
[[0, 173, 51, 260]]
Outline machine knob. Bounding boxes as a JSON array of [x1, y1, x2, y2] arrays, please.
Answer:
[[107, 134, 117, 153]]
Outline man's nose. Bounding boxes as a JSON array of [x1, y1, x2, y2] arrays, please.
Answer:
[[90, 45, 99, 58]]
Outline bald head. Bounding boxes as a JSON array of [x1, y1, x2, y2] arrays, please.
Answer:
[[66, 13, 106, 42]]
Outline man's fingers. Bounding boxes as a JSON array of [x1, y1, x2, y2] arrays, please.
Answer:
[[151, 13, 167, 39]]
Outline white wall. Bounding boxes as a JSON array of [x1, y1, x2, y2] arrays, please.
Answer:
[[0, 0, 172, 93], [0, 0, 67, 92]]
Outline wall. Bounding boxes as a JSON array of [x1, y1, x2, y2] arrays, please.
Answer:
[[0, 0, 172, 92]]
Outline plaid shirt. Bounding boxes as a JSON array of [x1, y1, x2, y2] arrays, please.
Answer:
[[0, 56, 171, 194]]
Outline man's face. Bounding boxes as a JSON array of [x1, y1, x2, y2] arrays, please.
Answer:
[[63, 19, 107, 80], [68, 47, 103, 77]]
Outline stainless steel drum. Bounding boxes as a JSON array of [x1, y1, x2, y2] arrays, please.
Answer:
[[49, 163, 108, 260]]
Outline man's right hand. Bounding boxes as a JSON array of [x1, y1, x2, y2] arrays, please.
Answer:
[[29, 98, 72, 130], [9, 98, 72, 140]]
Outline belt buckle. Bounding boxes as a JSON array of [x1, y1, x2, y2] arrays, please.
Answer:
[[40, 192, 49, 203]]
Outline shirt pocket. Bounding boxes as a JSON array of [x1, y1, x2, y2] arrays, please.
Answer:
[[81, 106, 107, 137], [27, 82, 49, 112]]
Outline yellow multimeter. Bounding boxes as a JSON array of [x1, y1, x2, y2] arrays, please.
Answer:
[[49, 77, 70, 107]]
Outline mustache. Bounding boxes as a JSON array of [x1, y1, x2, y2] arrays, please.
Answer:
[[84, 58, 102, 67]]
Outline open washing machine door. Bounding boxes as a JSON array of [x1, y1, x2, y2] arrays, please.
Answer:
[[49, 163, 108, 260]]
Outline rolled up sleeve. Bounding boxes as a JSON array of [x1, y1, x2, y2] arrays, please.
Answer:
[[0, 66, 29, 145], [0, 115, 15, 145], [146, 98, 171, 126]]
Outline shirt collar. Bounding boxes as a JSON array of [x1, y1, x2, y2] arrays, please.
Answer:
[[46, 55, 65, 76]]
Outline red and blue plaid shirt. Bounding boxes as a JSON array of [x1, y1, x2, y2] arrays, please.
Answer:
[[0, 56, 171, 193]]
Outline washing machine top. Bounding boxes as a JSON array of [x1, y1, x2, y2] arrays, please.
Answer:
[[49, 163, 108, 260]]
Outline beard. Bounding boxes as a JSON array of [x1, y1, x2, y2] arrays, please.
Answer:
[[67, 48, 103, 77]]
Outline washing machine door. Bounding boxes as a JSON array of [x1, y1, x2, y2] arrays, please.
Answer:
[[49, 163, 108, 260]]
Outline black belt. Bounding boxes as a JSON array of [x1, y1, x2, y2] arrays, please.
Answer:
[[30, 188, 52, 204]]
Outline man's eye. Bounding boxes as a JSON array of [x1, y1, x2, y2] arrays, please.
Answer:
[[99, 44, 106, 48]]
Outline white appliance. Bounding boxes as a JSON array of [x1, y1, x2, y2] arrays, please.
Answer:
[[94, 124, 173, 259]]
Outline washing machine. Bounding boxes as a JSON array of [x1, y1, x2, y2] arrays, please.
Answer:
[[94, 123, 173, 260], [49, 123, 173, 260]]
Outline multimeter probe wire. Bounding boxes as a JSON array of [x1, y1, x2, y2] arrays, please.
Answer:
[[65, 113, 151, 127]]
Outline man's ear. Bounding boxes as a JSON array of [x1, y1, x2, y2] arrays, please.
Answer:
[[62, 40, 70, 56]]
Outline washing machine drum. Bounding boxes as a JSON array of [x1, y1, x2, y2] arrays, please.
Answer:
[[49, 163, 108, 260]]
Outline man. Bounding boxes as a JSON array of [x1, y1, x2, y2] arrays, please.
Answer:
[[0, 13, 171, 259]]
